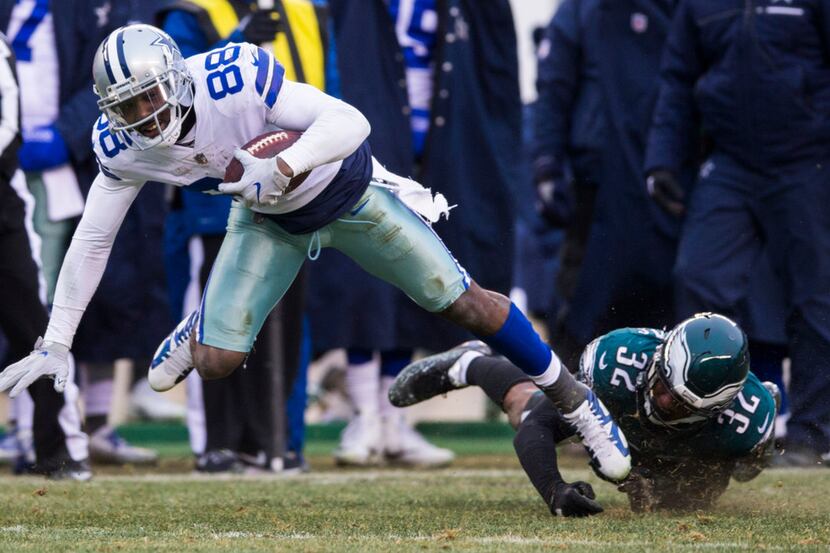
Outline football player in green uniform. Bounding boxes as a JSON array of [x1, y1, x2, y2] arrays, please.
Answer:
[[390, 313, 779, 515]]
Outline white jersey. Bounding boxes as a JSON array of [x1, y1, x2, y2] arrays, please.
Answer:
[[7, 0, 60, 131], [44, 42, 370, 348], [93, 42, 367, 215]]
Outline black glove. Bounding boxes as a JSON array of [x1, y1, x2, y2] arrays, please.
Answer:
[[646, 169, 685, 217], [238, 9, 282, 44], [550, 480, 604, 517], [535, 176, 574, 228]]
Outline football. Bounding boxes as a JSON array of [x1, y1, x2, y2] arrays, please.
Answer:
[[223, 129, 310, 192]]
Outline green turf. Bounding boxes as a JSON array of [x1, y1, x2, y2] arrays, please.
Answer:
[[131, 437, 517, 460], [0, 438, 828, 552], [110, 421, 518, 445], [107, 422, 520, 459]]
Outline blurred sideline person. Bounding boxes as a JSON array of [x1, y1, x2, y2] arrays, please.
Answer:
[[0, 31, 89, 480], [332, 350, 452, 468], [0, 23, 632, 483], [314, 0, 520, 468], [321, 0, 464, 469], [1, 0, 124, 472], [532, 0, 682, 368], [156, 0, 330, 473], [18, 0, 164, 467], [0, 0, 116, 300], [391, 314, 778, 514], [533, 0, 790, 442], [645, 0, 830, 466], [509, 27, 564, 328]]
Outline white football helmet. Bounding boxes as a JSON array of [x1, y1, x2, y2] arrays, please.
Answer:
[[92, 24, 193, 150]]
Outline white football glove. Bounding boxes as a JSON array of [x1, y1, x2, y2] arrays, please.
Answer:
[[0, 337, 70, 397], [217, 149, 292, 207]]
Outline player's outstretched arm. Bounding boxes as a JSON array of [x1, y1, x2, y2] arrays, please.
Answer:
[[0, 173, 142, 395], [514, 399, 602, 517]]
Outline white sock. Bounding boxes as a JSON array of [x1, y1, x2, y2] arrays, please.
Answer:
[[529, 352, 562, 388], [345, 355, 380, 417], [447, 350, 484, 386], [84, 374, 114, 419], [379, 376, 397, 419], [11, 391, 34, 433], [185, 371, 206, 456]]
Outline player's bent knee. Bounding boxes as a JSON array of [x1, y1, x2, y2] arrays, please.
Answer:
[[192, 343, 246, 380]]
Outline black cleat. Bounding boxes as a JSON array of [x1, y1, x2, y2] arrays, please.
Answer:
[[195, 449, 245, 474], [38, 457, 93, 482], [388, 341, 491, 407]]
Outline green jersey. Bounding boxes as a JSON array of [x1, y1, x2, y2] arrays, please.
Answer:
[[578, 328, 777, 462]]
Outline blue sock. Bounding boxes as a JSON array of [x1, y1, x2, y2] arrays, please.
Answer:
[[380, 349, 412, 377], [477, 303, 552, 377], [286, 317, 312, 456], [347, 348, 373, 365]]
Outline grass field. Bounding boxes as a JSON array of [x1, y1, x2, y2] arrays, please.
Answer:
[[1, 427, 829, 552]]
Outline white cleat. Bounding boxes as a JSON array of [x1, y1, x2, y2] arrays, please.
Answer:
[[130, 378, 186, 420], [89, 426, 158, 465], [382, 415, 454, 468], [333, 413, 382, 467], [148, 311, 198, 392], [563, 390, 631, 482]]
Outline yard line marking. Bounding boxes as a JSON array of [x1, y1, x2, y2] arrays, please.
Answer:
[[0, 526, 797, 549], [204, 531, 789, 550], [0, 467, 818, 485], [211, 531, 315, 540], [0, 468, 530, 485], [446, 536, 788, 550]]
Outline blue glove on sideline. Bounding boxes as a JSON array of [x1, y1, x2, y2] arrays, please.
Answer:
[[19, 125, 69, 172]]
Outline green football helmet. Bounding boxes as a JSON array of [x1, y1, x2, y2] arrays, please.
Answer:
[[642, 313, 750, 430]]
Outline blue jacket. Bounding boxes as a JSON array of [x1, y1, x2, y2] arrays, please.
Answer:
[[533, 0, 608, 185], [0, 0, 128, 191], [309, 0, 522, 352], [646, 0, 830, 173], [535, 0, 680, 237], [533, 0, 685, 343], [330, 0, 521, 276]]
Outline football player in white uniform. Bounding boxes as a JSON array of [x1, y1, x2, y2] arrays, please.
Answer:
[[0, 24, 631, 482]]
